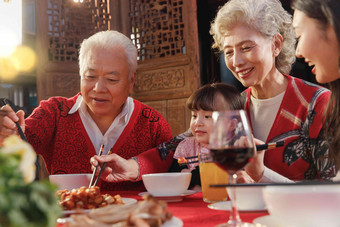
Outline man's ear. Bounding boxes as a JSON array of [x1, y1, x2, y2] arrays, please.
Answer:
[[272, 33, 283, 57], [129, 72, 137, 92]]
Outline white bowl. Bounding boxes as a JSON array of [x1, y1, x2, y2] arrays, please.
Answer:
[[227, 186, 266, 210], [142, 172, 192, 196], [263, 185, 340, 227], [49, 173, 92, 190]]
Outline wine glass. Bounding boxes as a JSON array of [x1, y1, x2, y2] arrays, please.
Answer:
[[209, 110, 256, 227]]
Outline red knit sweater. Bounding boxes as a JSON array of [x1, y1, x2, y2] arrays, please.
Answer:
[[25, 93, 173, 191]]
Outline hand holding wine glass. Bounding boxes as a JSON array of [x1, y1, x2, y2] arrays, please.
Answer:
[[209, 110, 256, 227]]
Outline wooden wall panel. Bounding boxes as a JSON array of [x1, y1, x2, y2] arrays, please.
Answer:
[[130, 0, 200, 135], [134, 60, 193, 101], [167, 98, 191, 136], [46, 73, 80, 98], [144, 98, 191, 137]]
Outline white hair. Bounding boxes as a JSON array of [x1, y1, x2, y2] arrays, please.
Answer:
[[210, 0, 296, 74], [78, 30, 137, 78]]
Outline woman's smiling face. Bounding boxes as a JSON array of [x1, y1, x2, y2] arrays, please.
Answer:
[[223, 23, 278, 88], [293, 10, 340, 83]]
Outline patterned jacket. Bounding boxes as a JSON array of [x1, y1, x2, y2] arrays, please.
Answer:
[[243, 75, 336, 180]]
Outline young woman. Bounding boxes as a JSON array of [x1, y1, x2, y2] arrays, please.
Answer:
[[292, 0, 340, 170]]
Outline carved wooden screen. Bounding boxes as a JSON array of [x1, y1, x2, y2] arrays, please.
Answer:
[[129, 0, 200, 135], [35, 0, 200, 135], [130, 0, 185, 60], [35, 0, 118, 101]]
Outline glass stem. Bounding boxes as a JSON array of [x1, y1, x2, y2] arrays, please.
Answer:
[[227, 173, 241, 226]]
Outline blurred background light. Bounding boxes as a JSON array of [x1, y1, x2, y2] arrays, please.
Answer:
[[10, 45, 37, 72], [0, 0, 22, 57]]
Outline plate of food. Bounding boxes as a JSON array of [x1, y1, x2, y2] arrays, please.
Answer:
[[57, 186, 137, 216], [138, 189, 197, 202], [57, 194, 181, 226], [57, 215, 183, 227], [62, 197, 137, 215]]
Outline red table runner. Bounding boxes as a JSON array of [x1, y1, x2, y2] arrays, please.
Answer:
[[111, 191, 268, 226]]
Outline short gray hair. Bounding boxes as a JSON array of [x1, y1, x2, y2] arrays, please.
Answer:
[[210, 0, 296, 74], [79, 30, 137, 78]]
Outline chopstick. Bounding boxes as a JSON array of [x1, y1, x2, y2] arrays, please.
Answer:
[[93, 148, 113, 186], [178, 141, 285, 166], [179, 161, 199, 166], [3, 99, 41, 181], [3, 99, 28, 142], [209, 180, 340, 188], [179, 161, 198, 166], [89, 144, 104, 187], [182, 155, 199, 159], [256, 141, 285, 151]]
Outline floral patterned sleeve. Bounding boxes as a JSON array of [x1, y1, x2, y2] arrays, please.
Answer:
[[157, 129, 192, 160]]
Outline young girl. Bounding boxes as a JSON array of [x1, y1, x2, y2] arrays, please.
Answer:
[[170, 83, 244, 189]]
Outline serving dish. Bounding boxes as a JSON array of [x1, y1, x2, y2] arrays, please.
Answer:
[[138, 190, 196, 202], [208, 201, 266, 212], [61, 197, 137, 216]]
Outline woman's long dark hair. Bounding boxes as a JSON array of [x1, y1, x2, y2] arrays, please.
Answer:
[[292, 0, 340, 168]]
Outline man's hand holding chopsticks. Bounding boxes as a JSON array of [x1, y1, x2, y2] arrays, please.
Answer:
[[0, 104, 25, 143], [90, 153, 139, 183]]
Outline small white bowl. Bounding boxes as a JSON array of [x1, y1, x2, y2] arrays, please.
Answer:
[[227, 186, 266, 211], [142, 172, 192, 196], [263, 185, 340, 227], [49, 173, 92, 190]]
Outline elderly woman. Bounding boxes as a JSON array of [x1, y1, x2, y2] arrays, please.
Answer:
[[292, 0, 340, 173], [210, 0, 336, 183], [0, 30, 173, 191]]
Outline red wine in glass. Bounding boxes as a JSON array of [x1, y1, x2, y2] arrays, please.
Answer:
[[209, 110, 256, 227], [210, 147, 254, 173]]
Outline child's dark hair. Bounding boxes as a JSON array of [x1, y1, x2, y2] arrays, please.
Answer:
[[186, 83, 244, 111]]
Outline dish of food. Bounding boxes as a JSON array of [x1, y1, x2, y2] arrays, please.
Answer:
[[57, 186, 124, 211], [62, 197, 137, 215], [58, 194, 176, 227], [138, 190, 197, 202], [57, 216, 183, 227], [177, 157, 188, 164]]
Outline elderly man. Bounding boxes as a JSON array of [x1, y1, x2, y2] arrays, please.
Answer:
[[0, 30, 173, 191]]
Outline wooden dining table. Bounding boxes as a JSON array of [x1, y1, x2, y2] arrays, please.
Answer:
[[100, 190, 268, 226]]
